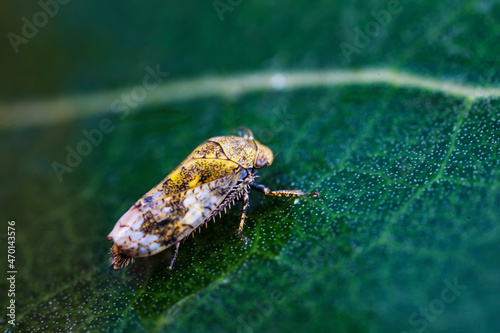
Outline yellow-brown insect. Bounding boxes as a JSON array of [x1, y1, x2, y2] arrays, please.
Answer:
[[107, 127, 319, 269]]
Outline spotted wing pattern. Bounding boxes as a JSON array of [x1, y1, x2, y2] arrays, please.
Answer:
[[107, 158, 249, 259]]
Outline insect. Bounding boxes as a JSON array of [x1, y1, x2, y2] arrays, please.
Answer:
[[107, 127, 319, 269]]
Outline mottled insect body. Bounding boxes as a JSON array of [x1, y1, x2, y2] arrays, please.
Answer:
[[107, 127, 319, 269]]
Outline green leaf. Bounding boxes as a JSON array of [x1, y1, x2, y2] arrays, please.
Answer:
[[2, 1, 500, 332]]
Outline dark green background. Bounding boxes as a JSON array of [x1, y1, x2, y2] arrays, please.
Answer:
[[1, 0, 499, 332]]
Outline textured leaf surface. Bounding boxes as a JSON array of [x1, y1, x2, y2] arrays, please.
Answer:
[[1, 1, 500, 332]]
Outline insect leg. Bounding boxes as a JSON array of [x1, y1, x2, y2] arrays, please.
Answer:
[[237, 189, 250, 244], [250, 182, 320, 197], [168, 242, 180, 270]]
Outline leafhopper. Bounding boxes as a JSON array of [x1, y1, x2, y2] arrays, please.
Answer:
[[107, 127, 319, 269]]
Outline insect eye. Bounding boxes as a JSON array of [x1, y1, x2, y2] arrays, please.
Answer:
[[255, 151, 268, 168]]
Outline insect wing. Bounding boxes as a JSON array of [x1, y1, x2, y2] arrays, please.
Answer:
[[172, 170, 242, 242], [108, 140, 251, 265], [109, 158, 244, 254]]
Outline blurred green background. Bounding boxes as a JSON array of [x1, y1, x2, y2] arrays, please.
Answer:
[[1, 0, 500, 332]]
